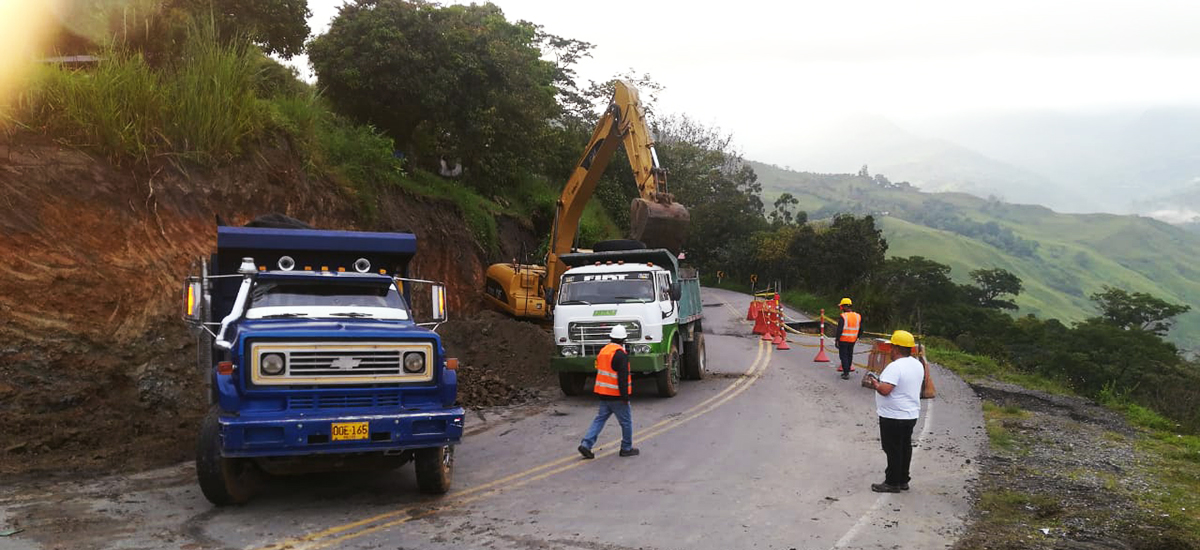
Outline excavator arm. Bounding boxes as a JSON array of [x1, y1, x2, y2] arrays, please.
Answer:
[[483, 81, 689, 320], [546, 81, 689, 291]]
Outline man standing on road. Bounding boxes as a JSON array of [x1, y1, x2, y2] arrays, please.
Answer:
[[865, 330, 924, 493], [578, 325, 639, 459], [835, 298, 862, 380]]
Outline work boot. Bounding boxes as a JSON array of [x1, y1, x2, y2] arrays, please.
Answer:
[[871, 482, 903, 493], [619, 448, 640, 457], [841, 372, 850, 380], [577, 445, 594, 459]]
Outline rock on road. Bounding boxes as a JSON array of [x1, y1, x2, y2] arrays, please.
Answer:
[[0, 288, 985, 550]]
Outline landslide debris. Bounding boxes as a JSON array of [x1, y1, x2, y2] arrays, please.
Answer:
[[438, 310, 556, 408]]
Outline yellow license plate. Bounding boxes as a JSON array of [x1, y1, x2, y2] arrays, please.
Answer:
[[331, 422, 369, 441]]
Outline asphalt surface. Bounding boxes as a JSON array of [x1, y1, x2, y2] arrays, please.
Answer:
[[0, 287, 986, 550]]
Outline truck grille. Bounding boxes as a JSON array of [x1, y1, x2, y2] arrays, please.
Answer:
[[288, 350, 402, 376], [250, 341, 434, 385], [566, 321, 641, 343]]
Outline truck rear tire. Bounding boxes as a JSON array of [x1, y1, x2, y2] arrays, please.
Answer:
[[196, 406, 262, 506], [415, 445, 454, 494], [684, 331, 706, 380], [656, 341, 680, 397], [559, 372, 587, 396]]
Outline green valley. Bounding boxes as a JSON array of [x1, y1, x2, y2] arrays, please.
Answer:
[[749, 160, 1200, 350]]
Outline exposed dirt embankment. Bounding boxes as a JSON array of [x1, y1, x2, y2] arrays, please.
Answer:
[[0, 136, 548, 479]]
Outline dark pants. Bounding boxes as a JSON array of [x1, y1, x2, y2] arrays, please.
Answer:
[[837, 340, 855, 373], [879, 416, 918, 486]]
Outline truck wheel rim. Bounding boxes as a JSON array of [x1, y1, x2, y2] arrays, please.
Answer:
[[442, 446, 454, 469]]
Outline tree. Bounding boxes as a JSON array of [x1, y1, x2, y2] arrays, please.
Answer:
[[968, 268, 1023, 310], [812, 214, 888, 291], [769, 193, 802, 227], [650, 115, 765, 273], [176, 0, 311, 58], [308, 0, 560, 190], [1089, 287, 1191, 336]]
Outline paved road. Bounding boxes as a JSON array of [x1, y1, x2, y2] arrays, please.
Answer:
[[1, 288, 985, 550]]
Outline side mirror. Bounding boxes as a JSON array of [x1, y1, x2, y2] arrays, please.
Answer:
[[670, 282, 682, 301], [432, 284, 447, 321], [183, 280, 204, 327]]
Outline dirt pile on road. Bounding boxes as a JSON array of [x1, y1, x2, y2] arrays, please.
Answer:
[[438, 310, 556, 408]]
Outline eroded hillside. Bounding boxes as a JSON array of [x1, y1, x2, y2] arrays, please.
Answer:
[[0, 136, 537, 477]]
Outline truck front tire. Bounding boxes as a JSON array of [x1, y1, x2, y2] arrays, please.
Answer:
[[656, 341, 680, 397], [196, 406, 262, 506], [684, 331, 706, 380], [559, 372, 587, 396], [415, 445, 454, 494]]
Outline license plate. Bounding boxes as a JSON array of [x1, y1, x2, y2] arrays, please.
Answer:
[[331, 422, 369, 441]]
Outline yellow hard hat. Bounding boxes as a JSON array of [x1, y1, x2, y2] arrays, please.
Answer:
[[838, 297, 852, 306], [889, 330, 916, 348]]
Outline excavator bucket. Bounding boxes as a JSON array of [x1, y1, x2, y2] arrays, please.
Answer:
[[630, 198, 690, 254]]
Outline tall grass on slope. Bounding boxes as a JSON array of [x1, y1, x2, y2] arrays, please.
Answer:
[[12, 19, 267, 164]]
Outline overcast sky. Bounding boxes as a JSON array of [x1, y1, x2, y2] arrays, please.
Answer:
[[292, 0, 1200, 168]]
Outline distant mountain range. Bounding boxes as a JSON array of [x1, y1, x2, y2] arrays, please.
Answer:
[[783, 107, 1200, 220], [748, 161, 1200, 351]]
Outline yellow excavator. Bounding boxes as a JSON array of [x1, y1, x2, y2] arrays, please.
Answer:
[[484, 81, 690, 320]]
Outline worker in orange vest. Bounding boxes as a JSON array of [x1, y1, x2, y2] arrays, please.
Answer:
[[577, 325, 639, 459], [835, 297, 862, 380]]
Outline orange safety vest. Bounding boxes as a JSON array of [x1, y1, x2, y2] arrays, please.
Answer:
[[593, 343, 631, 397], [839, 312, 862, 343]]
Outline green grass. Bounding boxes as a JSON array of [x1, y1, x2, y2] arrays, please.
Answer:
[[927, 347, 1074, 395], [982, 401, 1030, 451], [14, 20, 269, 164]]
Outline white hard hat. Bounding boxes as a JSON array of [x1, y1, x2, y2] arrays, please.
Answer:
[[609, 324, 628, 339]]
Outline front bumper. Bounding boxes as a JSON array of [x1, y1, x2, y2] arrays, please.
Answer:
[[550, 354, 665, 374], [218, 408, 465, 458]]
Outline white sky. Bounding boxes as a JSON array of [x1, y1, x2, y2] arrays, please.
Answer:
[[292, 0, 1200, 168]]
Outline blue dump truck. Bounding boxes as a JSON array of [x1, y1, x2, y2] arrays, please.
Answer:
[[182, 225, 463, 505]]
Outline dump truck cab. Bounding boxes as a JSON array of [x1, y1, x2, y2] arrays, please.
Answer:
[[550, 248, 705, 398], [184, 226, 463, 505]]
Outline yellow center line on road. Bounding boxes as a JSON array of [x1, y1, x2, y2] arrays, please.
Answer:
[[298, 339, 775, 550], [255, 304, 769, 550]]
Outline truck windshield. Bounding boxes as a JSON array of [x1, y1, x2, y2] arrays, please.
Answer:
[[558, 272, 656, 305], [246, 281, 410, 320]]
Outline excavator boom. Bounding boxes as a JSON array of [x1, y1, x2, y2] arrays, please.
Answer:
[[483, 81, 689, 320]]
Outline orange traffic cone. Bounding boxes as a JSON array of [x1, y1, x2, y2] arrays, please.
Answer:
[[774, 318, 791, 350], [761, 308, 776, 341], [747, 299, 761, 321], [813, 337, 830, 362]]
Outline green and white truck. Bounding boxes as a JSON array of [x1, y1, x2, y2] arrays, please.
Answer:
[[550, 247, 705, 397]]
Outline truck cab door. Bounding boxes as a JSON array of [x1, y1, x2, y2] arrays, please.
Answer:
[[657, 273, 676, 320]]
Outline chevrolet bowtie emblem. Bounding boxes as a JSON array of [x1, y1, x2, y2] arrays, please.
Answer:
[[330, 357, 362, 370]]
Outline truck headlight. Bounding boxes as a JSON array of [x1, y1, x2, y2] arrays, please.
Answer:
[[403, 352, 426, 373], [559, 345, 581, 357], [630, 344, 652, 355], [261, 353, 285, 375]]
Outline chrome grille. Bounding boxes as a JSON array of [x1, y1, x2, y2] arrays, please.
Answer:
[[566, 321, 642, 343], [286, 350, 403, 377]]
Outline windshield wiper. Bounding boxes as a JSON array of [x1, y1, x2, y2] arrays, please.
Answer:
[[261, 313, 308, 319], [559, 300, 591, 306], [615, 296, 651, 302], [329, 312, 373, 318]]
